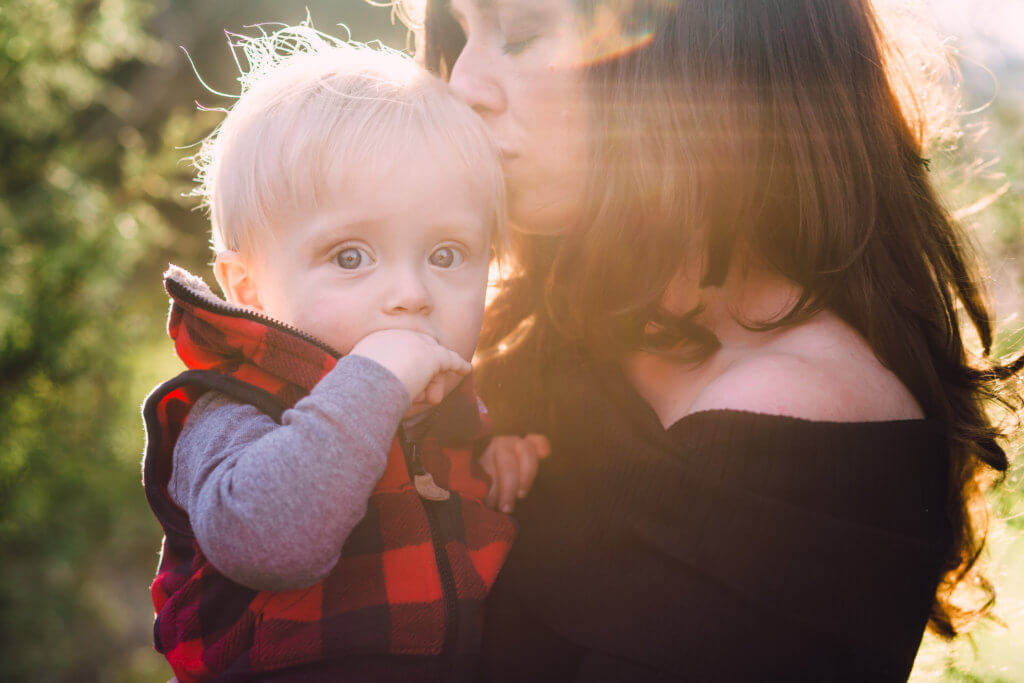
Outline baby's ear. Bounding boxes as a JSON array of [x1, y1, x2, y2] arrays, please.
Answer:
[[214, 250, 263, 311]]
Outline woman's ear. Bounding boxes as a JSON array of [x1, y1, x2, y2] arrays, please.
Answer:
[[214, 250, 264, 311]]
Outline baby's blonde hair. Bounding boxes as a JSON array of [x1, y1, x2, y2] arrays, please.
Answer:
[[191, 22, 505, 257]]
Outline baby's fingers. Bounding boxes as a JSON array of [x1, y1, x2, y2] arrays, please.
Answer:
[[437, 347, 471, 376], [424, 376, 448, 405]]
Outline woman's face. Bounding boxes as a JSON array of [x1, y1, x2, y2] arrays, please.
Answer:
[[446, 0, 589, 235]]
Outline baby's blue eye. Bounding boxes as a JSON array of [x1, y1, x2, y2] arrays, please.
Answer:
[[336, 247, 370, 270], [429, 247, 463, 268]]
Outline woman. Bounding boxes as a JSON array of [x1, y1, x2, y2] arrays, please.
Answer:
[[404, 0, 1022, 679]]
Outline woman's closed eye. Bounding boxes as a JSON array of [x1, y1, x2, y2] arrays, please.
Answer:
[[429, 246, 465, 268], [499, 11, 545, 56], [503, 32, 539, 55], [335, 246, 374, 270]]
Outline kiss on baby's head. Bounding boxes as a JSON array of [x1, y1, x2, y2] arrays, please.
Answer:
[[190, 26, 505, 377]]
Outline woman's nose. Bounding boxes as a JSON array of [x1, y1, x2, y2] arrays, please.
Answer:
[[448, 43, 507, 116]]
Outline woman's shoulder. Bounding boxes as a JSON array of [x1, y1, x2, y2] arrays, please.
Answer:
[[689, 311, 924, 423]]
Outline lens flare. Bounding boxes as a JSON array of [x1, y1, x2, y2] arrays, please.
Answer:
[[384, 0, 677, 67], [574, 0, 678, 67]]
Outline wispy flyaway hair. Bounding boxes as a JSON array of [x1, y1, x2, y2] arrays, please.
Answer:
[[190, 22, 505, 256]]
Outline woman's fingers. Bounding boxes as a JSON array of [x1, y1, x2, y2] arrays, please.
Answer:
[[493, 445, 519, 513], [524, 434, 551, 460], [514, 438, 539, 499], [479, 434, 553, 511], [481, 437, 521, 512], [479, 441, 501, 509]]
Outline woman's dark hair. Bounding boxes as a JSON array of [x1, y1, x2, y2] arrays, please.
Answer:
[[416, 0, 1022, 638]]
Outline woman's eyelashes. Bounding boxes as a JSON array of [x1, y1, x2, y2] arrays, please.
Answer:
[[451, 3, 543, 57], [499, 12, 545, 55], [502, 32, 539, 55]]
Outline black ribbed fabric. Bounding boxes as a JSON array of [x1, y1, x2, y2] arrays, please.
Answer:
[[480, 355, 952, 683]]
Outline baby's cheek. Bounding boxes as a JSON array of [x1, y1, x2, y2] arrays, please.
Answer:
[[312, 313, 366, 357], [453, 328, 482, 363], [453, 301, 487, 361]]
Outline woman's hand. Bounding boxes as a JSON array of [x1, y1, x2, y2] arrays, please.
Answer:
[[480, 434, 552, 513]]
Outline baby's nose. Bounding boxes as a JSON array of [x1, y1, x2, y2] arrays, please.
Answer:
[[384, 269, 433, 315]]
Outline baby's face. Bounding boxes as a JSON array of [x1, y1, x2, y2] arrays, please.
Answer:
[[250, 143, 494, 365]]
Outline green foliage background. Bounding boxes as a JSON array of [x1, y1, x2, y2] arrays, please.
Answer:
[[0, 2, 402, 680], [0, 1, 1019, 681]]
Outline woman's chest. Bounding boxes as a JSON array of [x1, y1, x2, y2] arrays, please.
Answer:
[[622, 351, 733, 429]]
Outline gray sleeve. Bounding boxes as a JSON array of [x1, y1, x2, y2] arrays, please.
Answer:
[[169, 355, 411, 591]]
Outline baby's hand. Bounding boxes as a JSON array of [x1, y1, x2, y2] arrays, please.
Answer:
[[480, 434, 552, 513], [350, 329, 471, 406]]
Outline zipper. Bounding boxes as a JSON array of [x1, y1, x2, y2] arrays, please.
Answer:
[[399, 426, 459, 679], [165, 276, 343, 358]]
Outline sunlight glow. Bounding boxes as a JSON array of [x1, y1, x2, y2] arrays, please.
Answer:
[[928, 0, 1024, 62], [572, 2, 661, 67]]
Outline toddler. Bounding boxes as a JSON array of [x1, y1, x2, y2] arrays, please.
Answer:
[[142, 26, 546, 682]]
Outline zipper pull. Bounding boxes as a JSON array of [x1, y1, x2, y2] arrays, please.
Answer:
[[409, 441, 450, 501]]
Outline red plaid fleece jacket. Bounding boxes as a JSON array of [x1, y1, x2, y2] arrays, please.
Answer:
[[142, 267, 516, 682]]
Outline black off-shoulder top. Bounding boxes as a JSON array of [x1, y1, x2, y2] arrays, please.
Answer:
[[480, 353, 952, 683]]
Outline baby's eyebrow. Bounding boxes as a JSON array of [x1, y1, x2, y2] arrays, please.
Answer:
[[303, 217, 375, 247], [430, 220, 487, 240], [422, 217, 490, 247]]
